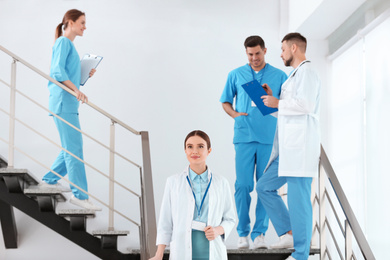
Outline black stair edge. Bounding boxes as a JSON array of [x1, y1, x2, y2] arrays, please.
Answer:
[[0, 155, 7, 168], [0, 179, 134, 260], [57, 209, 96, 217]]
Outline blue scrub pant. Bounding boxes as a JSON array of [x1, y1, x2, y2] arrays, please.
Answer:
[[257, 157, 312, 260], [234, 142, 271, 241], [42, 113, 89, 200]]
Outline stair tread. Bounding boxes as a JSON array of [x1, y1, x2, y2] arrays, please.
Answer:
[[24, 188, 67, 202], [92, 230, 130, 236], [24, 188, 65, 194], [58, 209, 96, 216], [129, 248, 320, 255], [228, 248, 320, 254], [0, 168, 40, 185]]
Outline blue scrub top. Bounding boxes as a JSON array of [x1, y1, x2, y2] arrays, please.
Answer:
[[220, 63, 287, 144], [189, 168, 209, 224], [48, 36, 81, 114]]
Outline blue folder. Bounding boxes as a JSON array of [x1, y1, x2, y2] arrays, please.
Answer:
[[242, 80, 278, 116]]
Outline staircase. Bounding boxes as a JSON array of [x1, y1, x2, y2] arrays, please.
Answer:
[[0, 156, 137, 260]]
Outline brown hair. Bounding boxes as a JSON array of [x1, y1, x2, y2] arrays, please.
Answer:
[[244, 36, 265, 49], [282, 32, 307, 52], [55, 9, 85, 40], [184, 130, 211, 150]]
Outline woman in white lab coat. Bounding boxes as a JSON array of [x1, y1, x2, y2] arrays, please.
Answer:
[[150, 130, 236, 260]]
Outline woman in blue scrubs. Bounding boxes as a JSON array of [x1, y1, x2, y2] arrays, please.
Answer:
[[150, 130, 236, 260], [40, 9, 100, 211]]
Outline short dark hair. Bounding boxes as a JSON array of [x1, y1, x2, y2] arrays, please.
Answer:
[[184, 130, 211, 150], [282, 32, 307, 52], [244, 36, 265, 49]]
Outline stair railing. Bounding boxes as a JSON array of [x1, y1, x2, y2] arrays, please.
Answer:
[[311, 146, 376, 260], [0, 44, 156, 260]]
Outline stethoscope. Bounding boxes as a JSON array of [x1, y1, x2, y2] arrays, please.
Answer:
[[290, 60, 310, 78]]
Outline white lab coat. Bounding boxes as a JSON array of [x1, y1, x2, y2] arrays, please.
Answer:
[[265, 60, 321, 177], [156, 167, 236, 260]]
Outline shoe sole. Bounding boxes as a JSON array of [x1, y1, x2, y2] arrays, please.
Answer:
[[253, 245, 269, 249]]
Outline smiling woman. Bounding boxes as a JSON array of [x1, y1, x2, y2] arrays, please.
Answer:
[[150, 130, 236, 260], [40, 9, 100, 211]]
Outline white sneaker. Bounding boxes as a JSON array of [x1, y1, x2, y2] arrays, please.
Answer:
[[253, 234, 268, 249], [70, 195, 102, 211], [39, 182, 71, 192], [237, 236, 249, 249], [270, 233, 294, 249], [285, 256, 296, 260]]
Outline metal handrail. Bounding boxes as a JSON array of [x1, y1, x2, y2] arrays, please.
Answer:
[[325, 218, 344, 260], [0, 107, 141, 198], [0, 44, 139, 135], [0, 44, 156, 259], [319, 145, 376, 260]]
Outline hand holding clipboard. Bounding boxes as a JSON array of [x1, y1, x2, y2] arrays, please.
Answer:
[[242, 80, 278, 116], [80, 54, 103, 86]]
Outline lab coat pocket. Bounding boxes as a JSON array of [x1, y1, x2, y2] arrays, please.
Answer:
[[283, 123, 306, 149]]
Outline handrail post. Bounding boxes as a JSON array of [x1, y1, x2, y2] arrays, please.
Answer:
[[319, 165, 326, 260], [345, 220, 353, 260], [140, 131, 157, 260], [8, 59, 17, 169], [108, 120, 115, 231]]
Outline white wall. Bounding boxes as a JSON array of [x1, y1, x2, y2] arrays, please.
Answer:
[[0, 0, 290, 259]]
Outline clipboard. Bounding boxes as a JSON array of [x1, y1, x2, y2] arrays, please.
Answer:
[[80, 54, 103, 86], [242, 80, 278, 116]]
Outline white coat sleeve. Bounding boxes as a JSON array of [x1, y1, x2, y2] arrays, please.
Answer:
[[219, 179, 236, 240], [156, 178, 173, 246], [278, 67, 320, 116]]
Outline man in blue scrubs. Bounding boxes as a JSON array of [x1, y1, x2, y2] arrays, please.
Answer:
[[220, 36, 287, 249]]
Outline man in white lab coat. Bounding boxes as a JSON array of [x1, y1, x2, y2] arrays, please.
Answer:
[[256, 32, 321, 260]]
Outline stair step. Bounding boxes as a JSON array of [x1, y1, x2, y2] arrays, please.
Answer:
[[129, 248, 320, 260], [0, 168, 40, 192], [92, 230, 130, 236], [92, 230, 130, 249], [58, 209, 96, 231], [24, 188, 66, 212], [58, 209, 96, 216]]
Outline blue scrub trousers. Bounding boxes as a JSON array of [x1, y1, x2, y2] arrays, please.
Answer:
[[257, 157, 312, 260], [42, 113, 89, 200], [234, 142, 272, 241]]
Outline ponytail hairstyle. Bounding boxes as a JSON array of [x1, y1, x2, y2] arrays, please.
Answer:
[[55, 9, 85, 40]]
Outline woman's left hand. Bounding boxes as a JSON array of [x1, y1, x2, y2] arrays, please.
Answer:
[[204, 226, 224, 241], [89, 68, 96, 78]]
